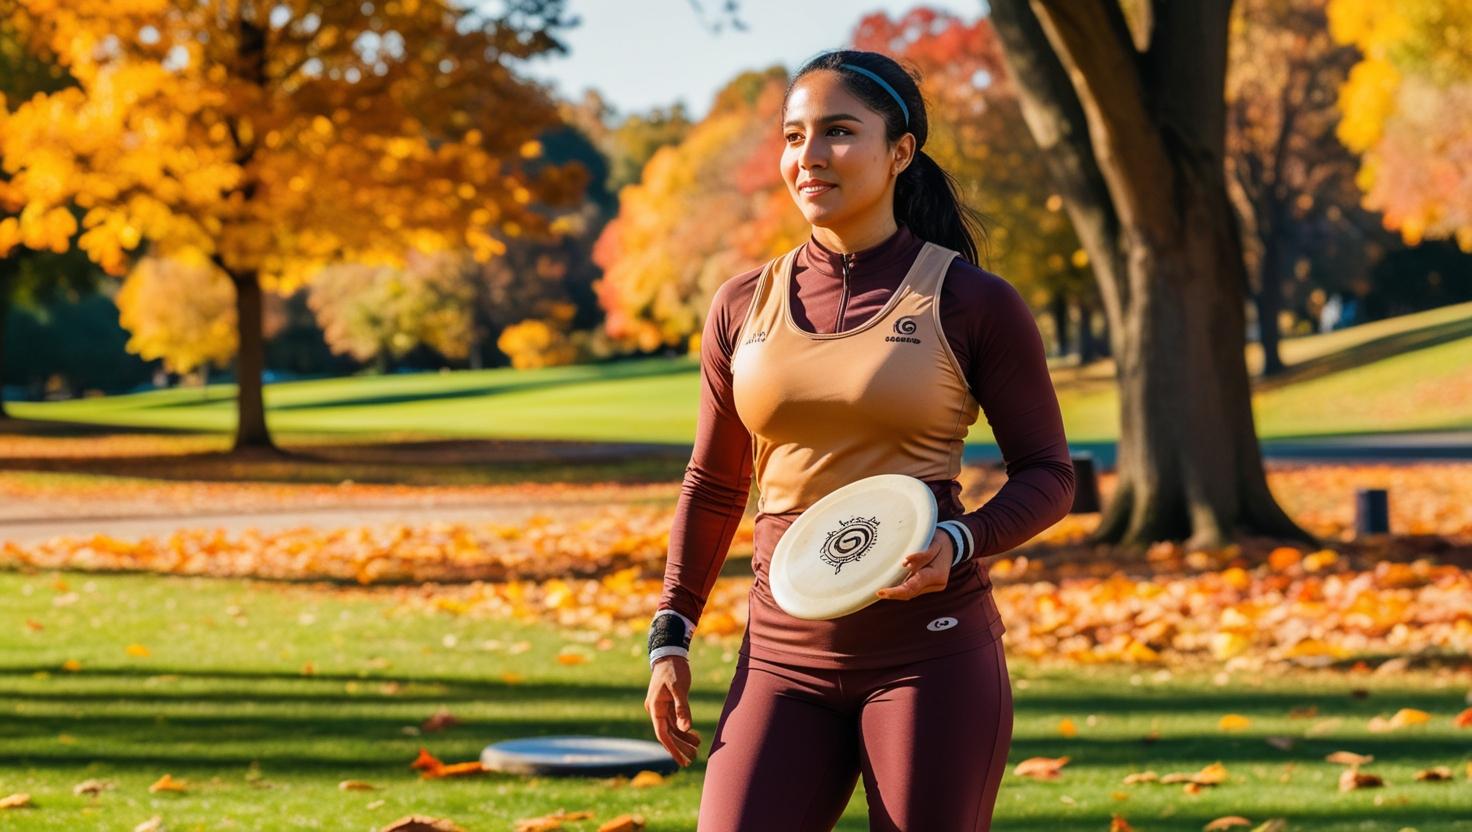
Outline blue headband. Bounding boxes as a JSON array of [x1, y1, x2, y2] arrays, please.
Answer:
[[838, 62, 910, 128]]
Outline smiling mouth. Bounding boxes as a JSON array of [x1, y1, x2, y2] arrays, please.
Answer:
[[800, 183, 835, 196]]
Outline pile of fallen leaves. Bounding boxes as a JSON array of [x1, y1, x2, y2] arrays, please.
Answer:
[[1, 506, 752, 585], [1014, 751, 1472, 832], [386, 539, 1472, 668]]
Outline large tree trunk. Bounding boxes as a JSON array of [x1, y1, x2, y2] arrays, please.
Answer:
[[991, 0, 1316, 550], [229, 269, 278, 453]]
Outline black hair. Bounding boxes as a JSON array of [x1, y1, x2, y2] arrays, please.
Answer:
[[783, 49, 988, 266]]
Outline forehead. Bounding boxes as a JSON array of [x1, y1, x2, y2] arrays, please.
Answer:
[[784, 70, 875, 123]]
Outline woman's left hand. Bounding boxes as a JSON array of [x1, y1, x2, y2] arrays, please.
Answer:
[[874, 530, 954, 601]]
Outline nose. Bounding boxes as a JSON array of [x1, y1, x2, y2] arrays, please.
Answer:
[[797, 133, 828, 171]]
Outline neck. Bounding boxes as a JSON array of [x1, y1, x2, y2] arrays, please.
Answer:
[[809, 212, 900, 254]]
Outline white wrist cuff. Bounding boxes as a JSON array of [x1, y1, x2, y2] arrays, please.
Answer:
[[649, 646, 690, 668], [937, 520, 973, 566]]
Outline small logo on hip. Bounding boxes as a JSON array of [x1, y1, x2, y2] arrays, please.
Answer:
[[927, 616, 958, 632]]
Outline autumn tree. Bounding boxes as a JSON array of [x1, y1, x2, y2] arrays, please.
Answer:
[[987, 0, 1317, 548], [0, 0, 586, 453], [0, 14, 107, 419], [1327, 0, 1472, 251], [592, 66, 807, 354], [1226, 0, 1384, 376], [307, 250, 476, 371], [852, 7, 1101, 360], [116, 253, 238, 380]]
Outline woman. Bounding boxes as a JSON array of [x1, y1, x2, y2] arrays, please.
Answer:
[[643, 49, 1076, 831]]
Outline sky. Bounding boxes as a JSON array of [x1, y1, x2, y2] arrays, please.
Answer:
[[513, 0, 987, 121]]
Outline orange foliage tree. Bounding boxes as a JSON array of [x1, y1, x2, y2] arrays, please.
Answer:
[[0, 0, 586, 451], [1327, 0, 1472, 250], [591, 67, 808, 354]]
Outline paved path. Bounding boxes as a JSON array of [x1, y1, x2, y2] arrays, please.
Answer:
[[963, 431, 1472, 469]]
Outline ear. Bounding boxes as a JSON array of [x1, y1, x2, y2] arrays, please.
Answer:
[[892, 133, 916, 177]]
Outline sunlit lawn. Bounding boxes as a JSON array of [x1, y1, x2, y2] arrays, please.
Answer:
[[2, 571, 1469, 831], [10, 300, 1472, 445]]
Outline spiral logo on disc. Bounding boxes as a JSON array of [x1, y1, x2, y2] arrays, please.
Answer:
[[893, 317, 917, 335], [819, 515, 881, 574]]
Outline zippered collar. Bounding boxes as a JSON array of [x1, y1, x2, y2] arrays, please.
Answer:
[[799, 223, 921, 282]]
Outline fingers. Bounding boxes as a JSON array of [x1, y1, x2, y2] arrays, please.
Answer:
[[875, 548, 948, 601], [646, 686, 701, 766]]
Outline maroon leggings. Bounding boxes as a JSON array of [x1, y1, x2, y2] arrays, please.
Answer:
[[697, 638, 1013, 831]]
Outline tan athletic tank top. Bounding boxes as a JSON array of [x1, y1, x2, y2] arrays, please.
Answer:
[[731, 239, 981, 514]]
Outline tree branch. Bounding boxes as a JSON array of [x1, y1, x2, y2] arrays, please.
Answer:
[[1029, 0, 1177, 239]]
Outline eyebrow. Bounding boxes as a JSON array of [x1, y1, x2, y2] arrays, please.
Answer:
[[781, 113, 863, 129]]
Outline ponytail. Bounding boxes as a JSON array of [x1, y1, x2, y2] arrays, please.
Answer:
[[896, 150, 987, 267], [785, 50, 989, 267]]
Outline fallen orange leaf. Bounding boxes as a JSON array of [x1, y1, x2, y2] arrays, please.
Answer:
[[1219, 713, 1251, 731], [1325, 750, 1374, 766], [597, 814, 647, 832], [1057, 717, 1078, 737], [1204, 817, 1252, 830], [0, 793, 30, 809], [629, 770, 664, 788], [409, 747, 444, 772], [422, 761, 485, 779], [1014, 756, 1069, 780], [125, 644, 151, 657], [1414, 766, 1453, 781], [148, 773, 186, 793], [1453, 707, 1472, 728], [1339, 768, 1385, 791], [514, 809, 596, 832], [1109, 814, 1135, 832]]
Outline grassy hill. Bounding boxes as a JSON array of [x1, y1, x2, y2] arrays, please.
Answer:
[[10, 300, 1472, 445]]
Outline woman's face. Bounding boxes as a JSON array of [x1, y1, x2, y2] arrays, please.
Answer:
[[781, 69, 912, 230]]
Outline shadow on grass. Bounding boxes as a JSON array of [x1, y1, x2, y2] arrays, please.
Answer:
[[196, 359, 698, 415], [4, 665, 1469, 778], [1253, 314, 1472, 394]]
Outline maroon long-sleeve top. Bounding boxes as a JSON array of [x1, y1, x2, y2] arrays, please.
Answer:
[[658, 222, 1075, 668]]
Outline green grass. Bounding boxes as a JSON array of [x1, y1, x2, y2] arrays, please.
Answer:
[[2, 570, 1469, 831], [10, 300, 1472, 445]]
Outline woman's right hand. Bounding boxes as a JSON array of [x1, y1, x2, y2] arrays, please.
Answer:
[[644, 655, 701, 767]]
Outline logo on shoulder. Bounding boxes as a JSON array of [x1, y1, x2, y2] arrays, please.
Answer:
[[742, 329, 768, 345], [885, 316, 921, 344]]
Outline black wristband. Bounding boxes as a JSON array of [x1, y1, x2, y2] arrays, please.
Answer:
[[648, 613, 692, 654]]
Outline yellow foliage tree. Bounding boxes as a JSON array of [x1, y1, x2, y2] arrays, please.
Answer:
[[1327, 0, 1472, 249], [0, 0, 586, 450], [116, 253, 236, 376], [497, 317, 577, 369]]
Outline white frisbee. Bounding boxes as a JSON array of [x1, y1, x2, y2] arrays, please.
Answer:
[[480, 735, 679, 777], [769, 473, 938, 620]]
